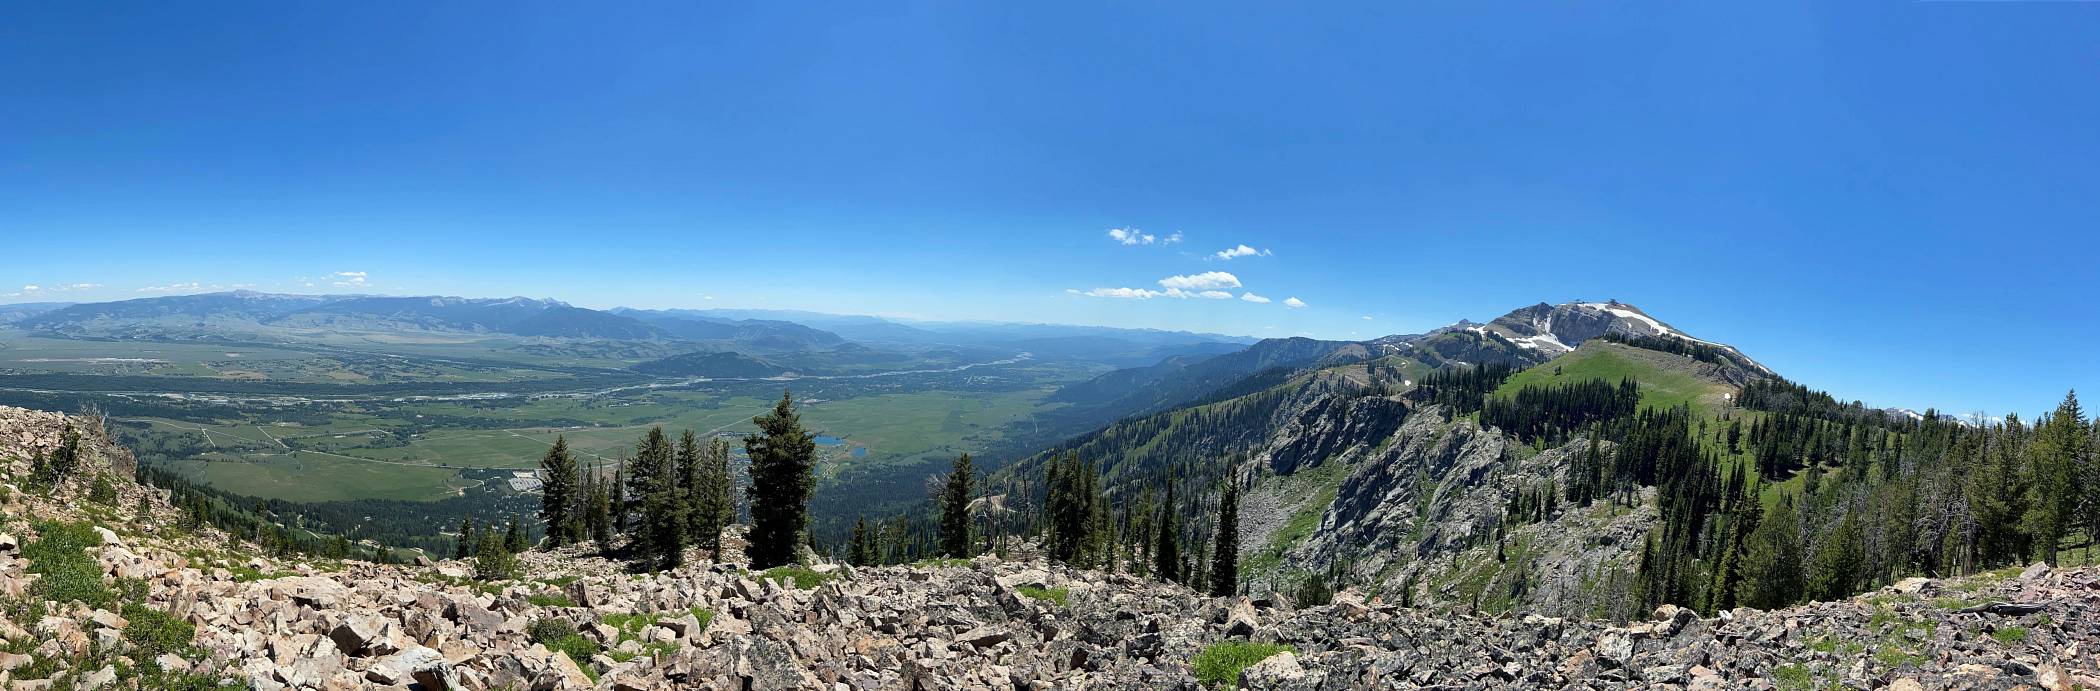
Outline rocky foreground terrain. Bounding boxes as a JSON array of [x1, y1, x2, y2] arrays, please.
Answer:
[[0, 406, 2096, 690]]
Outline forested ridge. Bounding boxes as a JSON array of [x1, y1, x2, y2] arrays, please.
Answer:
[[876, 334, 2098, 622]]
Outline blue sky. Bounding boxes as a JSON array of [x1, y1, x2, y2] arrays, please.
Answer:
[[2, 2, 2095, 416]]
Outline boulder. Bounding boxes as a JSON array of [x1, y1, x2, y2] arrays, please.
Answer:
[[1239, 651, 1305, 688]]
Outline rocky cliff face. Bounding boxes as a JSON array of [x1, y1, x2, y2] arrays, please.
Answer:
[[1264, 406, 1655, 620]]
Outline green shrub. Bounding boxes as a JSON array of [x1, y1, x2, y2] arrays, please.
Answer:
[[88, 474, 117, 505], [601, 612, 660, 644], [528, 618, 601, 670], [122, 603, 197, 657], [1191, 641, 1292, 690], [1016, 585, 1069, 606], [761, 565, 835, 589], [24, 521, 118, 608]]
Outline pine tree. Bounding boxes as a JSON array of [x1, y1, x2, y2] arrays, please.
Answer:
[[2024, 391, 2087, 564], [87, 473, 115, 505], [745, 390, 817, 569], [693, 437, 734, 554], [538, 436, 579, 547], [1806, 512, 1863, 601], [1737, 498, 1803, 610], [505, 514, 527, 553], [675, 429, 702, 541], [1209, 478, 1239, 597], [1966, 429, 2029, 566], [474, 531, 517, 581], [455, 517, 476, 560], [1155, 480, 1181, 584], [587, 479, 614, 549], [611, 458, 629, 535], [626, 427, 675, 557], [54, 421, 81, 478], [643, 484, 688, 569], [940, 453, 974, 558], [849, 516, 874, 567]]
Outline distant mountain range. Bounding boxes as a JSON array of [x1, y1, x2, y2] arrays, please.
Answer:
[[0, 291, 1259, 375]]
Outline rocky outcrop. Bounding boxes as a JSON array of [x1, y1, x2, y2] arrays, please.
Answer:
[[1265, 395, 1407, 476]]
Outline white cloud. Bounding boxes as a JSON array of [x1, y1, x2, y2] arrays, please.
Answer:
[[1076, 272, 1245, 301], [1361, 315, 1374, 320], [1156, 271, 1241, 290], [1284, 297, 1308, 308], [1212, 244, 1271, 261], [1107, 228, 1156, 246], [1240, 293, 1271, 304], [21, 285, 39, 292], [332, 271, 368, 287], [137, 282, 204, 293], [1163, 232, 1183, 245], [1078, 286, 1233, 300], [1080, 287, 1167, 299]]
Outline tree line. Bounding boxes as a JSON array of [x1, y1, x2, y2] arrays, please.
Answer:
[[492, 390, 818, 573]]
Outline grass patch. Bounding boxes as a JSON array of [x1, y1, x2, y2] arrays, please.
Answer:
[[1773, 664, 1814, 691], [527, 593, 574, 608], [1931, 595, 1982, 611], [1991, 626, 2028, 644], [601, 612, 659, 645], [1016, 585, 1069, 606], [1874, 647, 1926, 668], [1192, 641, 1293, 690], [761, 565, 837, 589], [1495, 342, 1727, 414], [24, 520, 122, 609], [1806, 634, 1864, 656], [122, 603, 198, 658]]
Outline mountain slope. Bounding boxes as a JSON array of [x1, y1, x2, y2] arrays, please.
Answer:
[[991, 302, 1805, 620], [1466, 300, 1773, 375], [1043, 337, 1362, 432], [17, 291, 337, 334], [614, 309, 848, 351]]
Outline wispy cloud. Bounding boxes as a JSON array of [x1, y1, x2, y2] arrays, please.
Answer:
[[1163, 231, 1183, 245], [13, 281, 101, 291], [137, 282, 204, 293], [1079, 287, 1166, 299], [1212, 244, 1271, 261], [1240, 292, 1271, 304], [332, 271, 368, 287], [1157, 271, 1241, 291], [1284, 297, 1307, 308], [1361, 315, 1373, 320], [1107, 228, 1156, 246], [1077, 286, 1234, 300]]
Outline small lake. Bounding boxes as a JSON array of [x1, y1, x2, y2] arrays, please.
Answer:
[[813, 435, 845, 446]]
